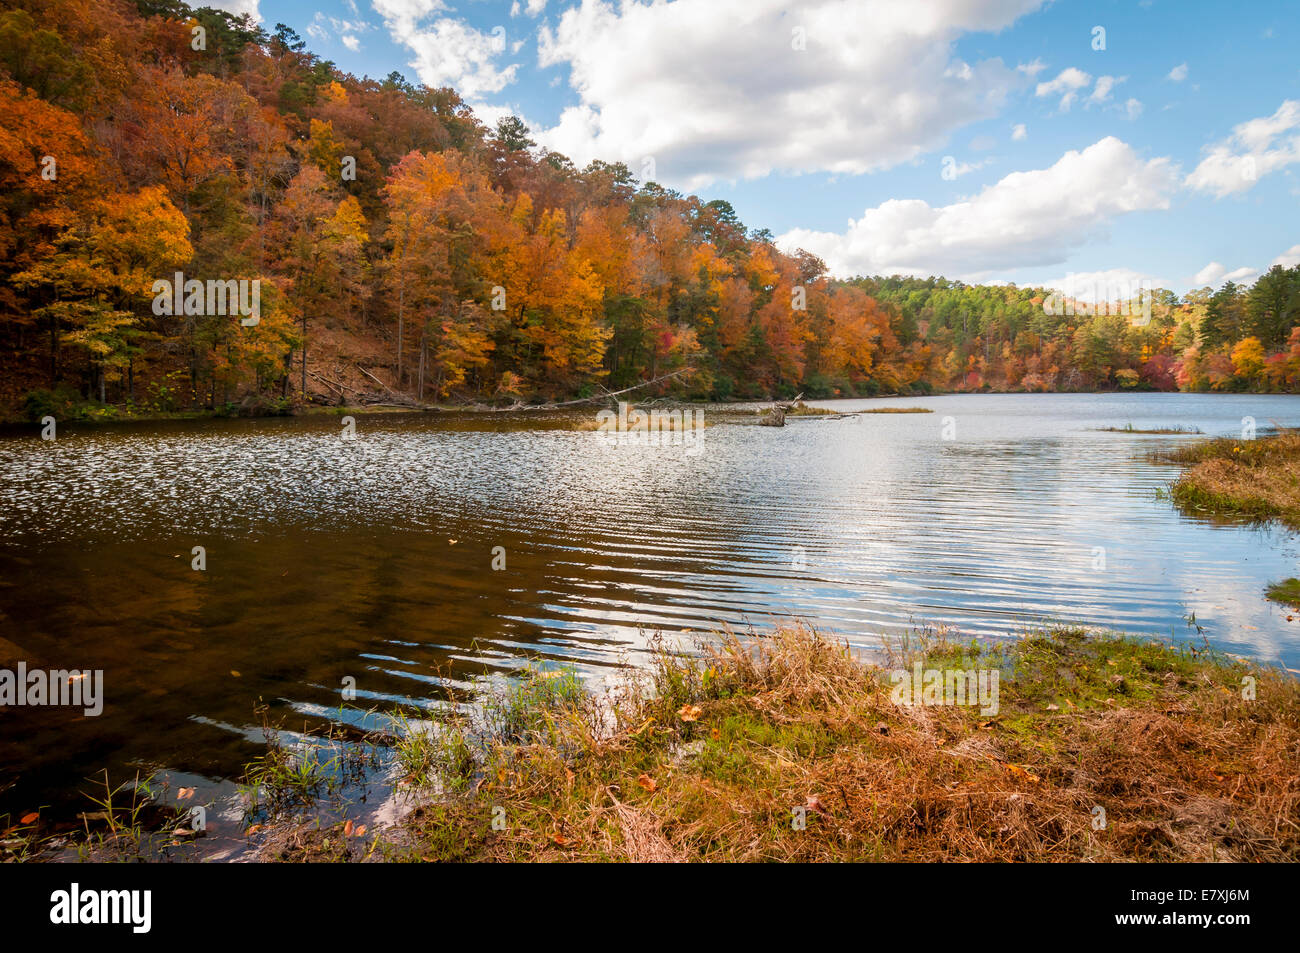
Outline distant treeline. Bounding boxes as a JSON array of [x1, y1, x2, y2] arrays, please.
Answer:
[[2, 0, 1298, 419]]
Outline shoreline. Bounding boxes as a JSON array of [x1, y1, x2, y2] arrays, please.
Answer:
[[10, 624, 1295, 863], [3, 388, 1292, 432]]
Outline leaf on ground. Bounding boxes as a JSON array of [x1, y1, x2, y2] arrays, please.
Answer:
[[630, 716, 655, 736], [177, 787, 195, 800], [1004, 762, 1041, 783], [677, 704, 703, 722], [636, 773, 657, 793], [19, 812, 38, 825]]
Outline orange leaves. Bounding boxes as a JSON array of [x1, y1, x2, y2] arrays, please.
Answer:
[[19, 812, 39, 825], [677, 704, 702, 723], [1003, 763, 1041, 784], [636, 774, 657, 793]]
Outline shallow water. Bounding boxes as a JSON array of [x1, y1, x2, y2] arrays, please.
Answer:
[[1, 392, 1298, 832]]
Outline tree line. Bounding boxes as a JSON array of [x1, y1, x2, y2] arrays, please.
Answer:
[[2, 0, 1298, 420]]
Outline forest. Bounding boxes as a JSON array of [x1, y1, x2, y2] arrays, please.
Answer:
[[2, 0, 1299, 421]]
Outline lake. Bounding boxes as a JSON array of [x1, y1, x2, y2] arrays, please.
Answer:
[[1, 392, 1298, 838]]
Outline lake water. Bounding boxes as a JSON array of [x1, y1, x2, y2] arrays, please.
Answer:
[[1, 392, 1298, 836]]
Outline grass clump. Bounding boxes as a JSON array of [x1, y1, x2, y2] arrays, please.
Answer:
[[1158, 430, 1300, 529], [271, 623, 1299, 863], [861, 406, 934, 414], [1266, 579, 1300, 609], [1098, 423, 1201, 434]]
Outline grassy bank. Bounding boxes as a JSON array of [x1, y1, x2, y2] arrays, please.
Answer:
[[255, 625, 1297, 863], [1160, 430, 1300, 529]]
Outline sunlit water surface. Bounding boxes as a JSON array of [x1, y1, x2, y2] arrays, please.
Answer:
[[1, 393, 1298, 849]]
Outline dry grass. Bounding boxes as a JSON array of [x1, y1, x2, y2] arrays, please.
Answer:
[[272, 624, 1299, 863], [861, 406, 934, 414], [1161, 431, 1300, 529]]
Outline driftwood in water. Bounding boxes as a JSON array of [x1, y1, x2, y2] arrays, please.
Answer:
[[758, 392, 804, 427], [473, 368, 694, 412]]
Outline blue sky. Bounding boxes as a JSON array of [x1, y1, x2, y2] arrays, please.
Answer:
[[217, 0, 1299, 296]]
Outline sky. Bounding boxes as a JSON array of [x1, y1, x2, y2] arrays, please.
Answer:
[[211, 0, 1299, 297]]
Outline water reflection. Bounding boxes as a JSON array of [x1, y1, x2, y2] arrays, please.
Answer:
[[0, 393, 1298, 821]]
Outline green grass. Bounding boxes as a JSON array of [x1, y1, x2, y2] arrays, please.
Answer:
[[1266, 578, 1300, 608]]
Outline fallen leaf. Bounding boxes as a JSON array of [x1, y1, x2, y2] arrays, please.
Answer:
[[448, 539, 458, 545], [230, 670, 241, 677], [630, 716, 655, 737], [636, 773, 657, 793], [710, 727, 721, 740], [1004, 763, 1040, 784], [343, 819, 354, 837], [245, 824, 263, 836], [354, 825, 367, 837], [19, 812, 38, 825], [805, 795, 826, 814], [677, 703, 702, 722], [177, 787, 195, 800], [1046, 703, 1059, 711], [552, 832, 572, 847]]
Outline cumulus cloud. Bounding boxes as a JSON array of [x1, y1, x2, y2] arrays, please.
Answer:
[[1040, 267, 1167, 304], [1167, 62, 1189, 82], [533, 0, 1045, 189], [205, 0, 260, 20], [1011, 123, 1027, 140], [1273, 244, 1300, 268], [776, 137, 1180, 280], [1089, 74, 1124, 105], [1191, 262, 1259, 287], [1185, 99, 1300, 197], [307, 12, 374, 49], [1035, 67, 1091, 112], [373, 0, 517, 100]]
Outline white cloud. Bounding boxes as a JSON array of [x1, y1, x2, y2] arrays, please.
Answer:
[[1016, 58, 1047, 77], [1185, 99, 1300, 197], [534, 0, 1045, 189], [776, 137, 1180, 280], [1124, 98, 1143, 120], [1040, 267, 1167, 304], [1035, 67, 1091, 112], [1089, 74, 1124, 105], [1167, 62, 1189, 82], [307, 12, 374, 48], [373, 1, 517, 100], [1191, 261, 1259, 287], [1273, 244, 1300, 268], [1011, 123, 1027, 140], [526, 0, 547, 14], [942, 156, 990, 178], [205, 0, 260, 20]]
